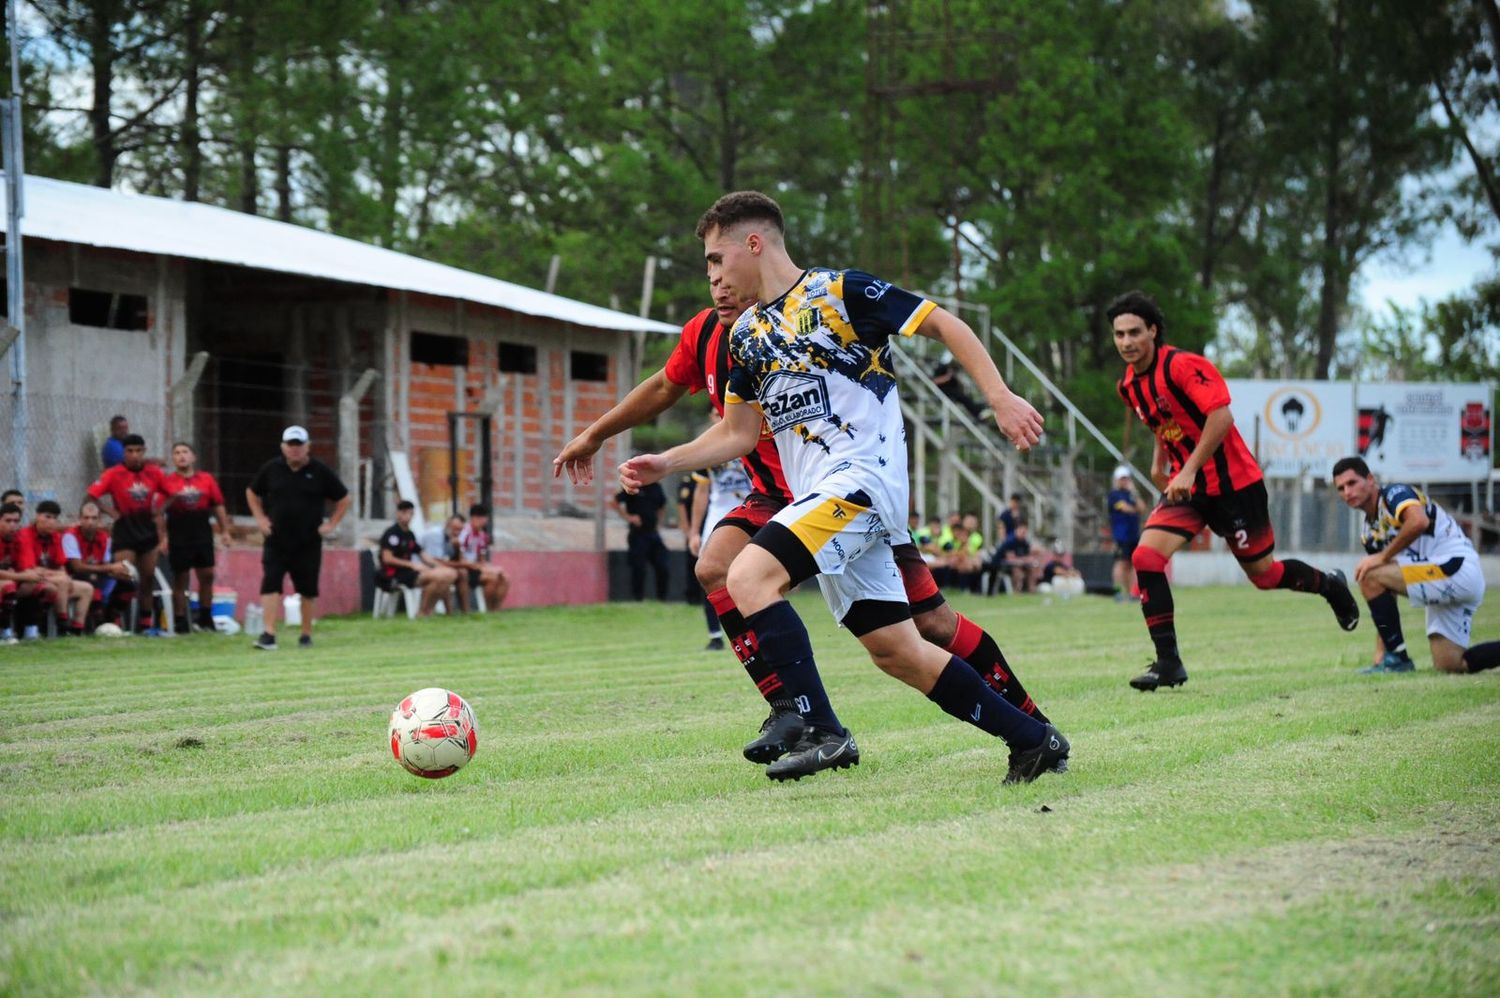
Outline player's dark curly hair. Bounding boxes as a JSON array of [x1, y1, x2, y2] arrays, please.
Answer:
[[695, 191, 785, 240], [1106, 290, 1166, 344]]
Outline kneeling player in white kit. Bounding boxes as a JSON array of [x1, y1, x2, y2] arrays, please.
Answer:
[[622, 191, 1069, 782], [1332, 456, 1500, 675]]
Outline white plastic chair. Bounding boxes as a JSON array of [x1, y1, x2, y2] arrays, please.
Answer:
[[372, 584, 422, 620]]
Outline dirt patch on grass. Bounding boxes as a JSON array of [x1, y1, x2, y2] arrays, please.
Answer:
[[1088, 804, 1500, 921]]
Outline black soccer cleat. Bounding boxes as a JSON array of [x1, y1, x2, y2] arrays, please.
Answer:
[[742, 708, 807, 764], [705, 636, 726, 652], [252, 632, 278, 652], [1324, 569, 1360, 632], [765, 726, 860, 781], [1129, 659, 1188, 691], [1004, 724, 1071, 784]]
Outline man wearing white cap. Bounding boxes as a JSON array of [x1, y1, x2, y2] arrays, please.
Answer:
[[1107, 466, 1142, 602], [244, 426, 350, 650]]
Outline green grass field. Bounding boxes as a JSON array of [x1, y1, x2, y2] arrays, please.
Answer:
[[3, 586, 1499, 996]]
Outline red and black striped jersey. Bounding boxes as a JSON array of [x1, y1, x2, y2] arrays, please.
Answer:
[[663, 307, 790, 503], [1117, 345, 1261, 497]]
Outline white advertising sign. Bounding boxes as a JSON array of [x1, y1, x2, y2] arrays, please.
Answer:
[[1354, 382, 1493, 482], [1227, 379, 1355, 479]]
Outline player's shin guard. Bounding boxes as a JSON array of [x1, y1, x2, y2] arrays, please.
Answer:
[[946, 613, 1048, 723], [1132, 546, 1181, 665], [1462, 641, 1500, 673], [739, 600, 844, 734], [926, 656, 1046, 748], [1366, 591, 1408, 658]]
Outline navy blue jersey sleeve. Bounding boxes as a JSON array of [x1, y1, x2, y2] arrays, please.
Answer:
[[724, 321, 759, 403], [1381, 483, 1423, 520], [839, 270, 937, 344]]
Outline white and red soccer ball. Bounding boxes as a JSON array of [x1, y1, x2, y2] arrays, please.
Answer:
[[389, 688, 478, 778]]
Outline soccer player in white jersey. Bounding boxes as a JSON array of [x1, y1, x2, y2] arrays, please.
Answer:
[[1332, 456, 1499, 675], [621, 190, 1068, 782]]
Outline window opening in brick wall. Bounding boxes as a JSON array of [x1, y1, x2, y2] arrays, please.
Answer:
[[570, 350, 609, 382], [410, 330, 468, 366], [498, 341, 538, 374]]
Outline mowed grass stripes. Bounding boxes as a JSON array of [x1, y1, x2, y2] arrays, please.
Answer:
[[2, 588, 1498, 996]]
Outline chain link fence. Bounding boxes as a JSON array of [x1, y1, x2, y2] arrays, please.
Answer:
[[0, 391, 168, 505]]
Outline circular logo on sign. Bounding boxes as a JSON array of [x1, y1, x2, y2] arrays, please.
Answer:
[[1264, 387, 1322, 439]]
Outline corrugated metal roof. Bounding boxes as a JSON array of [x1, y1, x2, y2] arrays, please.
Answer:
[[0, 173, 678, 334]]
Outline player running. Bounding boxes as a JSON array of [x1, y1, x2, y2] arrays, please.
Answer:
[[618, 191, 1067, 782], [1110, 290, 1360, 691], [555, 224, 1058, 779], [1331, 456, 1499, 675]]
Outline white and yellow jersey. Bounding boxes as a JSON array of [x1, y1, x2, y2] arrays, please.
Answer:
[[724, 267, 935, 524], [1361, 483, 1476, 571]]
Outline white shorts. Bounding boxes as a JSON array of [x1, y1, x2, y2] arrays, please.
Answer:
[[768, 485, 905, 624], [1402, 556, 1486, 647]]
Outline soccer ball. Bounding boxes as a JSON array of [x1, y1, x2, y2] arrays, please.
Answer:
[[389, 688, 478, 778], [95, 623, 125, 638]]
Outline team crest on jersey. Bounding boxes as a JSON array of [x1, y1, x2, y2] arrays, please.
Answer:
[[1159, 419, 1185, 443], [762, 370, 830, 433], [796, 308, 820, 336]]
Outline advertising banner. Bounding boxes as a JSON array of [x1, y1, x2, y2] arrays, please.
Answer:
[[1354, 382, 1493, 482], [1226, 380, 1355, 479]]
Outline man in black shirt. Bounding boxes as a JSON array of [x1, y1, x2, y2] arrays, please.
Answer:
[[378, 501, 458, 617], [245, 425, 350, 650], [612, 479, 670, 600]]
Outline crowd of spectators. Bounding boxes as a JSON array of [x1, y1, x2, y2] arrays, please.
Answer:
[[913, 494, 1088, 599]]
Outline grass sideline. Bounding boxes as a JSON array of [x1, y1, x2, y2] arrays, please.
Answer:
[[2, 586, 1498, 995]]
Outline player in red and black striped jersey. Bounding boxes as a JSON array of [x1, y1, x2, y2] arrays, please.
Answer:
[[1110, 291, 1360, 691], [556, 280, 1055, 766], [18, 500, 96, 635], [85, 434, 169, 632], [158, 442, 232, 633]]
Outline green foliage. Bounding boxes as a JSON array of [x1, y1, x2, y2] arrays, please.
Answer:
[[8, 0, 1490, 433]]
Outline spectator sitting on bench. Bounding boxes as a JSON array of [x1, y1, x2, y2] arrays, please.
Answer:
[[990, 521, 1041, 593], [378, 501, 458, 617]]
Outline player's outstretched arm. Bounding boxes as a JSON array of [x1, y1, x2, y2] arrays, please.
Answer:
[[554, 369, 688, 486], [618, 402, 762, 494], [915, 307, 1043, 451]]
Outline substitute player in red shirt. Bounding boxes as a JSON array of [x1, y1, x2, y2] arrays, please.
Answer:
[[1110, 290, 1359, 691], [157, 442, 232, 633], [85, 433, 167, 632], [555, 283, 1056, 767], [17, 500, 95, 635]]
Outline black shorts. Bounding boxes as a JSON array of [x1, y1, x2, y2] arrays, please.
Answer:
[[261, 543, 322, 597], [1114, 538, 1139, 561], [714, 492, 790, 537], [111, 514, 159, 555], [1144, 479, 1275, 563], [467, 569, 482, 590], [168, 522, 216, 573], [168, 538, 215, 573]]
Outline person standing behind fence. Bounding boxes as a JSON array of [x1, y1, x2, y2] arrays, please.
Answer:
[[85, 434, 167, 633], [158, 442, 232, 634], [101, 416, 130, 469], [1108, 466, 1142, 602], [245, 425, 350, 651], [612, 479, 670, 601]]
